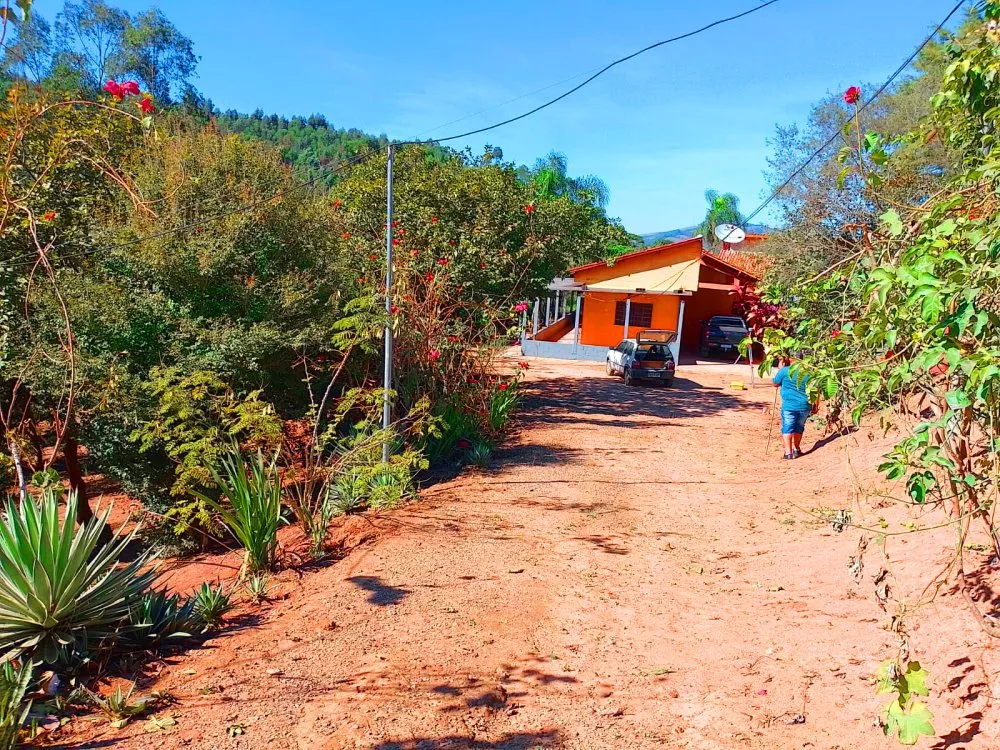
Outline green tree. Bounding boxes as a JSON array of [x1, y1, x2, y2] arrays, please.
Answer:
[[120, 8, 197, 102], [53, 0, 130, 87]]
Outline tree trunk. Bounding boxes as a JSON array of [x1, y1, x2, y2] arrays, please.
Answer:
[[63, 432, 113, 544], [8, 439, 27, 503]]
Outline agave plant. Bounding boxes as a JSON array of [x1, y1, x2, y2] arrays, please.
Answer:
[[469, 442, 492, 469], [120, 589, 196, 649], [194, 449, 283, 573], [367, 469, 410, 511], [0, 660, 33, 750], [244, 573, 270, 605], [0, 490, 156, 664], [190, 583, 232, 630]]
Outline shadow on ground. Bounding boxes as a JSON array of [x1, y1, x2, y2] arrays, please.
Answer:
[[372, 730, 562, 749], [347, 575, 410, 605], [519, 375, 753, 429]]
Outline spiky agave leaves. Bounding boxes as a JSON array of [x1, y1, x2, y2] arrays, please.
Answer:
[[0, 490, 157, 664]]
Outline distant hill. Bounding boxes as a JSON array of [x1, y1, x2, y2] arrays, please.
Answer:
[[641, 224, 771, 246]]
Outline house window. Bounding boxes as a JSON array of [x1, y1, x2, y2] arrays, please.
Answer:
[[614, 301, 653, 328]]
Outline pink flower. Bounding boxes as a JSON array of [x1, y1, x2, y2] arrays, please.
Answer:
[[844, 86, 861, 105], [428, 349, 441, 361], [437, 258, 449, 266], [103, 80, 123, 99], [120, 80, 141, 97], [514, 301, 529, 313]]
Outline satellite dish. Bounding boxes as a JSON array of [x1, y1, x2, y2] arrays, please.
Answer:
[[715, 223, 746, 244]]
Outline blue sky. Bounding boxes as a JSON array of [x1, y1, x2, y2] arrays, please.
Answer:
[[34, 0, 970, 234]]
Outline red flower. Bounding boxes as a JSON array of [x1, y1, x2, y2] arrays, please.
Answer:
[[480, 262, 487, 269], [103, 80, 123, 99], [397, 228, 405, 236], [139, 96, 156, 114], [448, 240, 456, 246], [342, 232, 351, 240], [518, 361, 530, 370], [392, 238, 401, 246], [498, 383, 510, 391], [831, 329, 841, 338], [844, 86, 861, 105], [369, 254, 378, 260], [428, 349, 441, 361], [41, 211, 57, 222], [120, 80, 141, 97], [246, 275, 257, 288], [514, 301, 529, 313], [411, 250, 419, 257], [332, 199, 342, 208], [390, 304, 399, 314], [524, 204, 536, 214], [392, 220, 400, 228], [437, 258, 449, 266], [431, 216, 438, 224], [424, 272, 435, 282], [358, 277, 367, 283], [447, 335, 458, 342], [457, 439, 471, 448]]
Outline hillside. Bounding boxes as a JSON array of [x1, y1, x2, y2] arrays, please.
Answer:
[[641, 223, 770, 246]]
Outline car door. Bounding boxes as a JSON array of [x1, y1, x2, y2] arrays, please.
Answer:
[[622, 341, 636, 371], [608, 341, 626, 371]]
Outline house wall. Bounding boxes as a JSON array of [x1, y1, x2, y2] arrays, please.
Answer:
[[573, 238, 702, 285], [682, 264, 738, 351], [579, 292, 681, 348]]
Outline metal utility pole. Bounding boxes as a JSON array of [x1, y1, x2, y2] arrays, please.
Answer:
[[382, 144, 395, 464]]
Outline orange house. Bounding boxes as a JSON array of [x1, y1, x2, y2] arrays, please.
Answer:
[[523, 237, 762, 362]]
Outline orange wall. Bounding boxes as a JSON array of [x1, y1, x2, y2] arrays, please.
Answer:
[[579, 293, 682, 347], [533, 315, 574, 342], [681, 288, 736, 350], [573, 238, 702, 285]]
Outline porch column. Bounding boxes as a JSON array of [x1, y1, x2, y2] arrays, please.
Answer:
[[674, 298, 686, 365], [545, 297, 551, 327], [532, 299, 539, 337], [573, 293, 582, 351], [555, 291, 561, 318], [623, 296, 632, 340]]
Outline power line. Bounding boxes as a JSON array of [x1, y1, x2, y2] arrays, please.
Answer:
[[406, 0, 782, 146], [728, 0, 968, 239]]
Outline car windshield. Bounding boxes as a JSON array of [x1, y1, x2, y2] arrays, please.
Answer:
[[711, 317, 746, 328]]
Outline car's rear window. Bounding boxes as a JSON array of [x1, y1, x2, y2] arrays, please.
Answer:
[[711, 317, 746, 327], [636, 344, 670, 360]]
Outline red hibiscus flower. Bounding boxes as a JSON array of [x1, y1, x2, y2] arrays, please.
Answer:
[[342, 232, 351, 239], [424, 272, 435, 282], [390, 304, 399, 314], [103, 80, 123, 99], [392, 220, 400, 228], [139, 96, 156, 114], [397, 228, 405, 236], [524, 204, 536, 214], [428, 349, 441, 361], [120, 80, 141, 97], [448, 240, 456, 246], [332, 199, 342, 208], [831, 329, 841, 338], [514, 301, 529, 313], [431, 216, 438, 224], [457, 439, 471, 448], [392, 239, 401, 246], [498, 383, 510, 391], [41, 211, 57, 222], [518, 362, 530, 370], [437, 258, 449, 266], [480, 262, 487, 269], [844, 86, 861, 105]]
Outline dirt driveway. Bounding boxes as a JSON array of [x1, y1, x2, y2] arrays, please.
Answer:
[[70, 357, 996, 749]]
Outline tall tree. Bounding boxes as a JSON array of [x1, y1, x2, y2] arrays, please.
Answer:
[[120, 8, 197, 102], [698, 189, 744, 244], [525, 151, 610, 209], [54, 0, 129, 87], [1, 12, 55, 82]]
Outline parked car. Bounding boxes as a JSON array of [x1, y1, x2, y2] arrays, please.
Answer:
[[606, 330, 676, 386], [698, 315, 748, 357]]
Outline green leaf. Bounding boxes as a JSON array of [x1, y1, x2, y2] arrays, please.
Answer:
[[945, 390, 972, 409], [901, 662, 930, 698], [882, 209, 904, 237], [884, 700, 934, 745], [837, 166, 852, 189]]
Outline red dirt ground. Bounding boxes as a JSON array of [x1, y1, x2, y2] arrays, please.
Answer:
[[54, 356, 999, 749]]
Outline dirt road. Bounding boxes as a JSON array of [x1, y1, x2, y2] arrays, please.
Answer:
[[72, 357, 996, 749]]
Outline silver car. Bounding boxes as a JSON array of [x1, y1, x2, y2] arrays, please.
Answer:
[[606, 330, 677, 386]]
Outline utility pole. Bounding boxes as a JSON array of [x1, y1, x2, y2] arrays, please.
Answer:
[[382, 144, 395, 464]]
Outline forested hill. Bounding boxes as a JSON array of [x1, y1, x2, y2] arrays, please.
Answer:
[[213, 109, 389, 184]]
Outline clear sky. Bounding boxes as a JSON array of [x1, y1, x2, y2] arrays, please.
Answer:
[[33, 0, 971, 234]]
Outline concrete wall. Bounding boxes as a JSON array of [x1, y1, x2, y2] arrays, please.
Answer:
[[578, 292, 681, 348], [520, 338, 609, 362]]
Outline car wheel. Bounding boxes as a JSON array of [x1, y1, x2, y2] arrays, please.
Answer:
[[623, 368, 634, 386]]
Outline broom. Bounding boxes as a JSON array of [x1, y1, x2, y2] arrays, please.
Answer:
[[764, 386, 779, 456]]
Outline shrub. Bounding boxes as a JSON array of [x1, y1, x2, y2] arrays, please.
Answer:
[[488, 380, 520, 435], [244, 573, 270, 605], [0, 660, 32, 750], [190, 583, 232, 630], [469, 443, 492, 469], [0, 490, 156, 664], [328, 474, 367, 517], [195, 449, 282, 573], [121, 590, 196, 649]]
